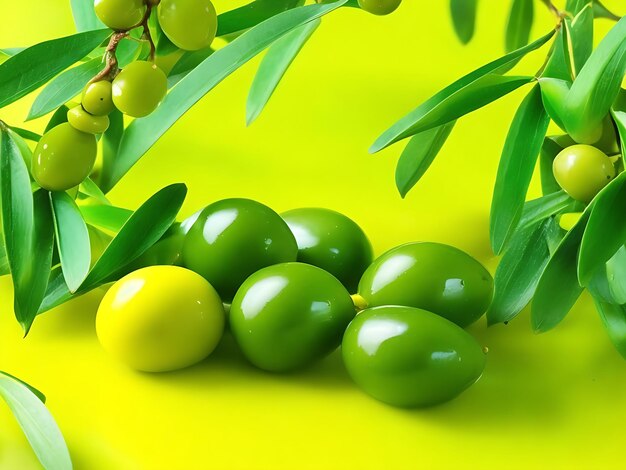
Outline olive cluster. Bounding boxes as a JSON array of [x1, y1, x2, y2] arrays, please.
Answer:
[[551, 117, 620, 228], [96, 198, 492, 408], [32, 0, 218, 192]]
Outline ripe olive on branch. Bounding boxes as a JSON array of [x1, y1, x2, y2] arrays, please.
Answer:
[[94, 0, 146, 30], [157, 0, 218, 51], [112, 61, 167, 118]]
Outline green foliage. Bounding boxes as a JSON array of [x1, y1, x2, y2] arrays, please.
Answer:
[[505, 0, 534, 53], [450, 0, 477, 44]]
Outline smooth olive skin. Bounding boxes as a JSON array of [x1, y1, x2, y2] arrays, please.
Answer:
[[342, 306, 486, 408], [230, 263, 355, 372], [96, 266, 225, 372], [82, 80, 115, 116], [94, 0, 146, 30], [358, 242, 493, 327], [282, 208, 373, 293], [67, 106, 110, 134], [157, 0, 217, 51], [553, 144, 615, 202], [358, 0, 401, 15], [182, 199, 298, 302], [112, 61, 167, 117], [32, 123, 97, 191]]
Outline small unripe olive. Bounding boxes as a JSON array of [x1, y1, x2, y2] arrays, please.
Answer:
[[67, 106, 110, 134], [157, 0, 217, 51], [32, 123, 97, 191], [357, 0, 402, 15], [112, 61, 167, 118], [94, 0, 146, 30], [81, 80, 115, 116], [553, 144, 615, 202]]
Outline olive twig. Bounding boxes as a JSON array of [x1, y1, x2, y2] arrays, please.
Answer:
[[90, 32, 128, 83]]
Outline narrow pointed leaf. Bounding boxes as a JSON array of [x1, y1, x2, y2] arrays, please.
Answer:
[[107, 1, 348, 191], [100, 109, 123, 189], [517, 190, 577, 230], [488, 219, 553, 325], [490, 84, 549, 254], [70, 0, 105, 32], [79, 177, 110, 205], [50, 191, 91, 293], [78, 204, 132, 232], [9, 127, 41, 142], [395, 122, 455, 198], [0, 29, 111, 110], [27, 58, 102, 121], [450, 0, 478, 44], [370, 29, 555, 153], [45, 105, 71, 133], [217, 0, 300, 36], [505, 0, 534, 53], [0, 372, 45, 403], [593, 1, 621, 21], [578, 171, 626, 285], [593, 299, 626, 359], [247, 19, 319, 125], [0, 373, 72, 470], [563, 4, 593, 76], [606, 246, 626, 304]]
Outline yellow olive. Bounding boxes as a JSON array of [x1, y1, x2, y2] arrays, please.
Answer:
[[94, 0, 146, 30], [112, 61, 168, 118], [358, 0, 402, 15], [81, 80, 115, 116], [32, 123, 97, 191], [67, 106, 110, 134], [157, 0, 217, 51], [553, 144, 615, 202]]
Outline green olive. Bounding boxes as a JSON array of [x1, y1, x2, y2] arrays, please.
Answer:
[[81, 80, 115, 116], [342, 306, 486, 408], [127, 222, 188, 271], [230, 262, 355, 372], [357, 0, 402, 15], [67, 106, 110, 134], [94, 0, 146, 30], [32, 123, 97, 191], [553, 144, 615, 202], [182, 199, 298, 302], [358, 242, 493, 327], [96, 266, 225, 372], [281, 208, 373, 293], [157, 0, 217, 51], [112, 61, 167, 118]]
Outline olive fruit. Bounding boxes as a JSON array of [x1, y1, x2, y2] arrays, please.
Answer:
[[157, 0, 217, 51], [32, 123, 97, 191], [67, 106, 110, 134], [282, 208, 373, 293], [182, 199, 298, 302], [96, 266, 225, 372], [553, 144, 615, 202], [230, 263, 355, 372], [342, 306, 486, 408], [112, 61, 167, 118], [357, 0, 401, 15], [358, 242, 493, 327], [81, 80, 115, 116], [94, 0, 146, 30], [128, 222, 188, 271]]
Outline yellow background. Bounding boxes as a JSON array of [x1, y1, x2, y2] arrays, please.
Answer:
[[1, 1, 625, 468]]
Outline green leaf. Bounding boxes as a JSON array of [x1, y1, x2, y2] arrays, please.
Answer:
[[44, 105, 71, 133], [79, 178, 110, 205], [488, 218, 553, 325], [538, 77, 570, 129], [578, 171, 626, 285], [0, 236, 8, 276], [395, 122, 455, 198], [155, 18, 180, 56], [518, 190, 578, 230], [0, 129, 54, 333], [40, 185, 187, 313], [100, 109, 124, 189], [505, 0, 534, 53], [531, 210, 589, 333], [246, 19, 320, 125], [0, 372, 72, 470], [9, 127, 41, 142], [27, 58, 102, 121], [593, 299, 626, 358], [50, 191, 91, 293], [370, 29, 555, 153], [563, 4, 593, 77], [0, 372, 45, 403], [450, 0, 478, 44], [0, 29, 111, 110], [490, 84, 549, 254], [70, 0, 105, 32], [606, 246, 626, 304], [78, 204, 132, 232], [167, 48, 214, 87], [593, 1, 621, 21], [217, 0, 300, 37], [106, 1, 348, 191]]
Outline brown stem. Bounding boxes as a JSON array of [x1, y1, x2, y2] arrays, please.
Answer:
[[540, 0, 561, 18]]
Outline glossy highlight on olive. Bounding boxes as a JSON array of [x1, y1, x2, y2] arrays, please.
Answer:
[[342, 306, 486, 407], [282, 207, 373, 293], [230, 262, 355, 372], [358, 242, 493, 327]]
